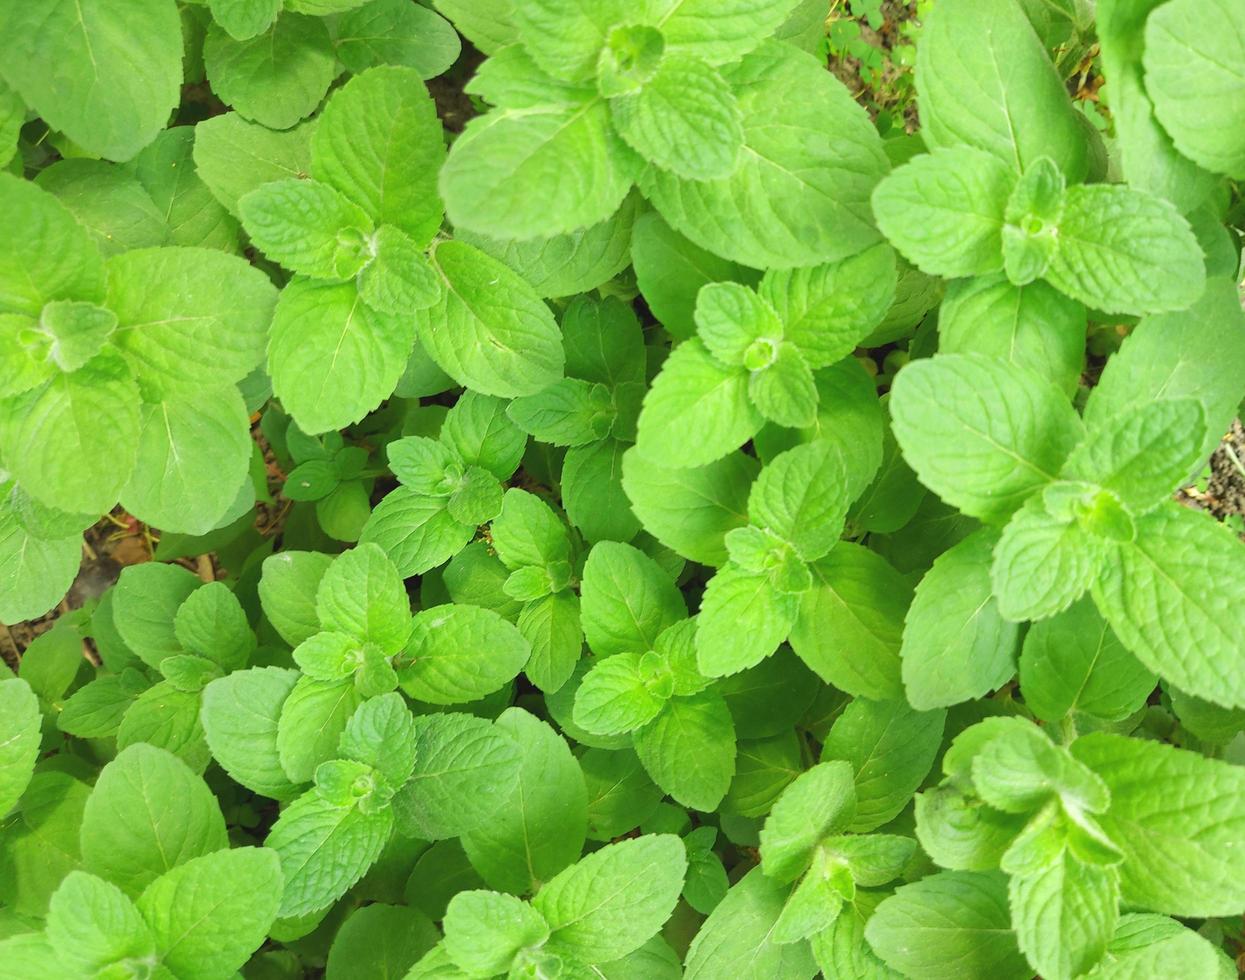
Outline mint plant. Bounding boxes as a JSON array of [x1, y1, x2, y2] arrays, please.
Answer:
[[4, 0, 1245, 976]]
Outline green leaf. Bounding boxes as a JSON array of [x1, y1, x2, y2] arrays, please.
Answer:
[[17, 623, 83, 703], [173, 580, 254, 669], [1085, 278, 1245, 464], [533, 834, 687, 963], [890, 353, 1084, 524], [508, 378, 615, 447], [1143, 0, 1245, 180], [460, 708, 588, 894], [651, 0, 804, 64], [112, 562, 202, 668], [120, 387, 252, 535], [791, 543, 908, 700], [357, 224, 442, 315], [0, 0, 182, 160], [621, 447, 756, 566], [1073, 732, 1245, 915], [1092, 504, 1245, 708], [115, 680, 211, 772], [759, 761, 856, 883], [581, 542, 687, 656], [268, 278, 414, 434], [208, 0, 282, 40], [80, 744, 228, 896], [58, 671, 146, 739], [513, 0, 630, 82], [392, 712, 522, 840], [0, 515, 81, 624], [35, 160, 168, 257], [938, 276, 1086, 396], [641, 42, 887, 268], [317, 544, 411, 651], [991, 485, 1102, 622], [750, 441, 851, 561], [325, 904, 440, 980], [276, 676, 363, 784], [335, 0, 461, 79], [901, 530, 1018, 709], [630, 210, 754, 340], [201, 666, 302, 800], [417, 240, 565, 398], [684, 868, 818, 980], [562, 439, 641, 545], [398, 603, 530, 704], [635, 339, 762, 469], [259, 550, 333, 648], [1009, 851, 1118, 980], [871, 147, 1014, 278], [1084, 913, 1229, 979], [1044, 184, 1205, 316], [443, 890, 551, 976], [0, 678, 40, 817], [312, 66, 445, 245], [203, 14, 335, 129], [822, 697, 944, 833], [192, 112, 316, 219], [633, 690, 736, 811], [574, 653, 670, 736], [239, 178, 373, 280], [0, 173, 105, 317], [865, 871, 1030, 980], [458, 195, 639, 301], [46, 871, 154, 975], [611, 56, 742, 180], [265, 789, 393, 918], [758, 243, 897, 369], [1063, 400, 1206, 513], [581, 748, 663, 841], [0, 351, 139, 515], [360, 488, 469, 577], [440, 97, 636, 240], [696, 566, 798, 677], [106, 246, 278, 394], [1019, 598, 1155, 723], [136, 847, 282, 980], [915, 0, 1088, 181]]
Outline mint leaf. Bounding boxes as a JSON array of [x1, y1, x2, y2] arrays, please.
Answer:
[[1009, 851, 1118, 980], [641, 42, 887, 268], [461, 708, 588, 894], [135, 847, 282, 980], [239, 178, 374, 280], [0, 678, 40, 817], [443, 890, 551, 976], [441, 97, 635, 240], [192, 112, 315, 219], [80, 744, 228, 896], [0, 0, 181, 161], [610, 56, 743, 180], [1143, 0, 1245, 180], [259, 551, 333, 648], [201, 666, 301, 800], [581, 542, 687, 656], [316, 544, 411, 652], [1092, 504, 1245, 708], [533, 834, 687, 963], [203, 14, 335, 130], [916, 0, 1088, 180], [635, 338, 762, 469], [759, 761, 856, 883], [1044, 184, 1205, 315], [890, 353, 1084, 524], [790, 543, 908, 700], [393, 712, 521, 840], [417, 240, 565, 398], [871, 147, 1013, 278], [901, 529, 1017, 709], [398, 603, 530, 704], [46, 870, 154, 975], [269, 278, 414, 435], [276, 676, 363, 784], [865, 870, 1030, 980], [266, 789, 393, 918], [633, 690, 735, 811]]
